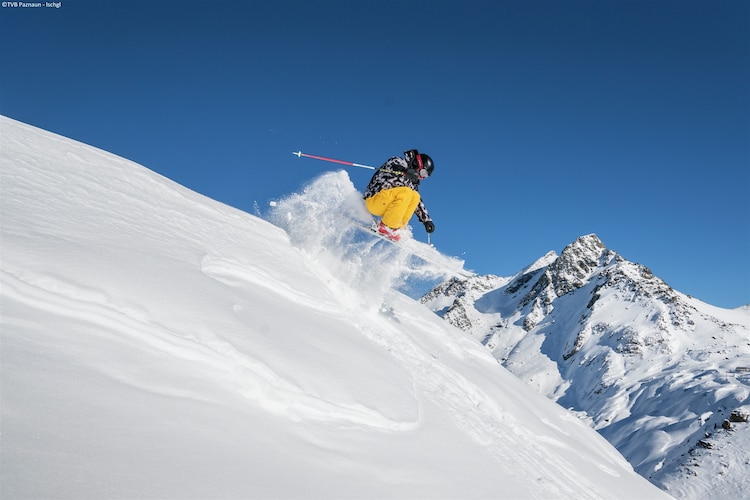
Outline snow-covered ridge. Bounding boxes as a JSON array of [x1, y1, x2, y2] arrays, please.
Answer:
[[0, 116, 669, 498], [422, 234, 750, 499]]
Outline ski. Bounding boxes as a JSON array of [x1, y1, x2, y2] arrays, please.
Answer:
[[344, 217, 474, 279]]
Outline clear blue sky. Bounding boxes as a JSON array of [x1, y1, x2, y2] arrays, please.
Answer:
[[2, 0, 748, 308]]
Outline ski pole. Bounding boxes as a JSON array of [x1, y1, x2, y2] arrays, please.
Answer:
[[292, 151, 375, 170]]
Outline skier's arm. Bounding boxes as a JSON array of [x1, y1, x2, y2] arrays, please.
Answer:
[[415, 201, 430, 224], [416, 201, 435, 233]]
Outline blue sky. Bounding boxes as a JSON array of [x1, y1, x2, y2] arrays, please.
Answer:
[[2, 0, 748, 308]]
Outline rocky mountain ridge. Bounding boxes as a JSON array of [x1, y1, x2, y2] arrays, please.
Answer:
[[421, 234, 750, 498]]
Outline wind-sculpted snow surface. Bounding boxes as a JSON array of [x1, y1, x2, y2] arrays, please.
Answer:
[[0, 116, 668, 499]]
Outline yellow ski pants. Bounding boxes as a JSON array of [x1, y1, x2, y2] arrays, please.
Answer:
[[365, 186, 421, 229]]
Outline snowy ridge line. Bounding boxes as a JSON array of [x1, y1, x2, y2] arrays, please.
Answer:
[[0, 270, 419, 431]]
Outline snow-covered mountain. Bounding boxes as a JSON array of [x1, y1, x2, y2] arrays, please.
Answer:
[[421, 234, 750, 499], [0, 115, 670, 499]]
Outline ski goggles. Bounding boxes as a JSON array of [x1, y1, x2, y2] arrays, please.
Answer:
[[415, 154, 430, 180]]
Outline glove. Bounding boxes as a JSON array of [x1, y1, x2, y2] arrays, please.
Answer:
[[424, 220, 435, 233], [405, 168, 420, 183]]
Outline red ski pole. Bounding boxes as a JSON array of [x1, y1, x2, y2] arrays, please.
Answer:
[[292, 151, 375, 170]]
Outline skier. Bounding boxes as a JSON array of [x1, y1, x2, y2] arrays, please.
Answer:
[[363, 149, 435, 242]]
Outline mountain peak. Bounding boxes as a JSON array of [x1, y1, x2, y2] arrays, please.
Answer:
[[548, 233, 614, 297], [512, 234, 617, 311], [564, 233, 605, 257]]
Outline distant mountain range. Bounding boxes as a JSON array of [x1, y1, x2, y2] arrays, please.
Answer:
[[421, 234, 750, 497]]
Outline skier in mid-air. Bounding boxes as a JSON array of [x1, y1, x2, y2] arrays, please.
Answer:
[[363, 149, 435, 242]]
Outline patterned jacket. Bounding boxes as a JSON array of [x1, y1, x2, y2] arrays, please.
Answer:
[[363, 156, 431, 223]]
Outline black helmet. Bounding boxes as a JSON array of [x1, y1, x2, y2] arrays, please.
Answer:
[[418, 153, 434, 177], [406, 149, 434, 179]]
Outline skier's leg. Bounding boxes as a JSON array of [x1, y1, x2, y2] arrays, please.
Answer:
[[381, 187, 420, 229], [365, 189, 395, 217], [398, 189, 421, 227]]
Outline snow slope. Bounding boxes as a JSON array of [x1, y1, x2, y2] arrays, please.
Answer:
[[421, 235, 750, 499], [0, 116, 668, 499]]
